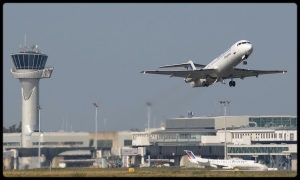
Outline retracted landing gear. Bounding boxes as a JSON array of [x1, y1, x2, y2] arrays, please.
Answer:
[[229, 80, 236, 87], [202, 81, 209, 87]]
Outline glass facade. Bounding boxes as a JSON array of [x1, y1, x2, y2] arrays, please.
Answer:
[[249, 117, 297, 127], [11, 53, 48, 69], [228, 146, 288, 154]]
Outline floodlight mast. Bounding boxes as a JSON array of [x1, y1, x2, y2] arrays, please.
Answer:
[[37, 105, 42, 168], [146, 101, 152, 144], [92, 103, 99, 154], [219, 101, 230, 160]]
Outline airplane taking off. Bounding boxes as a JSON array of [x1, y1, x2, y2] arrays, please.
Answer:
[[184, 150, 268, 171], [141, 40, 287, 87]]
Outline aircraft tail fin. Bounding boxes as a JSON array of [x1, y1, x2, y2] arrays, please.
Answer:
[[187, 60, 196, 71], [184, 150, 197, 160]]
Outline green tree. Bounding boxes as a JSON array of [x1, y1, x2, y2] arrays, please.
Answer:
[[16, 121, 22, 132]]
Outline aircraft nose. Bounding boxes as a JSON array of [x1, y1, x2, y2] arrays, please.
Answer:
[[246, 44, 253, 55]]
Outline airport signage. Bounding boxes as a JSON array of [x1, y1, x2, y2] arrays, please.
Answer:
[[121, 148, 138, 156]]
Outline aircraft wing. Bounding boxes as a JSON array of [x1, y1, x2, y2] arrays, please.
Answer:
[[224, 68, 287, 80], [140, 69, 216, 78], [159, 63, 207, 69]]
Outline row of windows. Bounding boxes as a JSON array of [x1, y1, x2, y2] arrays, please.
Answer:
[[211, 160, 246, 164], [233, 133, 295, 140], [11, 54, 48, 69], [152, 133, 213, 140], [32, 141, 83, 146], [3, 142, 20, 146], [216, 48, 231, 60], [228, 147, 288, 154]]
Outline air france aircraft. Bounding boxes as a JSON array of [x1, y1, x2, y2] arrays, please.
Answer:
[[184, 150, 268, 171], [141, 40, 287, 87]]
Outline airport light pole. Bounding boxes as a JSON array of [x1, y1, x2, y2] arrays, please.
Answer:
[[37, 105, 42, 168], [219, 101, 230, 160], [93, 103, 99, 154], [146, 101, 152, 144]]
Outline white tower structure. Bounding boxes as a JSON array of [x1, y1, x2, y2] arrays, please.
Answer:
[[10, 43, 53, 147]]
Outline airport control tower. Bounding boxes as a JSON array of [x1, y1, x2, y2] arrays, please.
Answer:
[[10, 43, 53, 147]]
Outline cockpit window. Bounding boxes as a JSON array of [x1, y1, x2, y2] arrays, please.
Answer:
[[237, 41, 251, 46]]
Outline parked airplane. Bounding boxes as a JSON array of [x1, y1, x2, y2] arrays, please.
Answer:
[[141, 40, 287, 87], [184, 150, 268, 171]]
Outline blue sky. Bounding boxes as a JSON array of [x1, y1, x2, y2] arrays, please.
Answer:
[[3, 3, 297, 132]]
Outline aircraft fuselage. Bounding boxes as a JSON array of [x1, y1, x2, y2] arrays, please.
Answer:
[[191, 40, 253, 87]]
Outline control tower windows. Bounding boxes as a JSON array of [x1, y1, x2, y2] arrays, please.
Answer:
[[29, 54, 34, 68], [18, 54, 24, 67], [11, 53, 48, 69]]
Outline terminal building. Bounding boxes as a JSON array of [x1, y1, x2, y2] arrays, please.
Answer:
[[3, 115, 297, 171]]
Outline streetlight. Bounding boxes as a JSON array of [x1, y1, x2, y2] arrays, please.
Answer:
[[146, 101, 152, 144], [219, 101, 230, 160], [37, 105, 42, 168], [92, 103, 99, 154]]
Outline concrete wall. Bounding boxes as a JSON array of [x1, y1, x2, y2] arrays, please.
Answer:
[[232, 135, 251, 145], [117, 131, 133, 148], [215, 116, 249, 130], [166, 118, 215, 129], [89, 132, 118, 148], [133, 136, 149, 146], [217, 131, 232, 143], [201, 135, 221, 143]]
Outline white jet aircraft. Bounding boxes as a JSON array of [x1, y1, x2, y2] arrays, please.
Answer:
[[184, 150, 268, 171], [141, 40, 287, 87]]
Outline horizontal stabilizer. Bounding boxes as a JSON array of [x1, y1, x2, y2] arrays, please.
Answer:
[[159, 62, 206, 69]]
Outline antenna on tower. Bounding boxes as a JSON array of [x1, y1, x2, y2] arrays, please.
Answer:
[[23, 35, 28, 52]]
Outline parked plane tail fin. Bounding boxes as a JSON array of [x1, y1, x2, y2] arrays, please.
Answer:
[[184, 150, 197, 160]]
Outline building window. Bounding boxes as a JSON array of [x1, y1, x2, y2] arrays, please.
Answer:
[[3, 142, 20, 146], [124, 140, 132, 146], [279, 133, 282, 139], [290, 133, 294, 141]]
